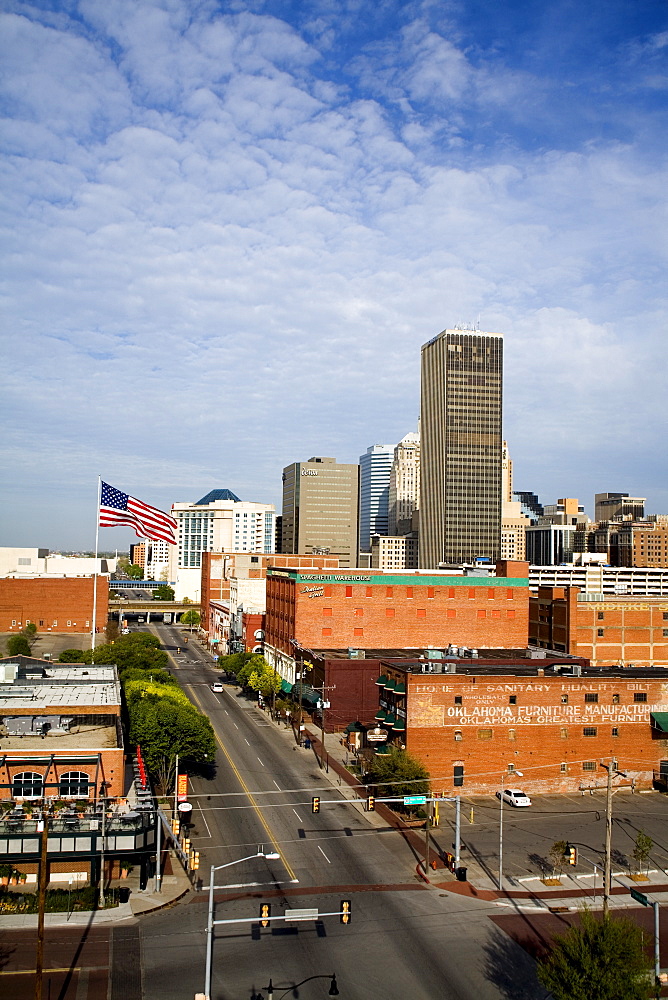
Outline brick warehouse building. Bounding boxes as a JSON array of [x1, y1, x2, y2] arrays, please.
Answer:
[[0, 575, 109, 634], [264, 561, 531, 683], [375, 659, 668, 795], [530, 586, 668, 666]]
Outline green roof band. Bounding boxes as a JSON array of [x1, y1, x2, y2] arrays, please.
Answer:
[[383, 678, 396, 691], [375, 708, 387, 721], [392, 718, 406, 731], [375, 674, 387, 686], [394, 683, 406, 695], [384, 714, 396, 727]]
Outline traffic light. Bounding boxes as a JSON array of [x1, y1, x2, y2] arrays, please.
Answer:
[[260, 903, 271, 928], [366, 795, 375, 812], [312, 796, 320, 813], [191, 850, 200, 871], [565, 843, 578, 865], [340, 899, 351, 925]]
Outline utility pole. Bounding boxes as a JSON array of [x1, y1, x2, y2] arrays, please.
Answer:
[[601, 757, 626, 916], [35, 811, 49, 1000]]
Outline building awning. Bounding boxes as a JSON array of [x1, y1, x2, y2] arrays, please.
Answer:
[[298, 684, 320, 706], [375, 708, 387, 721], [383, 678, 396, 691], [280, 679, 293, 694], [344, 721, 365, 733], [384, 714, 396, 727], [393, 718, 406, 732], [375, 674, 387, 687], [651, 712, 668, 733], [374, 745, 391, 755], [394, 682, 406, 695]]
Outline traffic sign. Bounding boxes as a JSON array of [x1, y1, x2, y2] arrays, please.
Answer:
[[630, 887, 649, 906], [403, 795, 427, 805]]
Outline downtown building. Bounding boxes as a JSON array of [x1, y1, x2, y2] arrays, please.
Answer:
[[281, 457, 360, 567], [419, 327, 503, 568], [358, 444, 394, 553]]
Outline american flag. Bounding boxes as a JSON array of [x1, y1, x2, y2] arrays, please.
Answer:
[[99, 482, 177, 545]]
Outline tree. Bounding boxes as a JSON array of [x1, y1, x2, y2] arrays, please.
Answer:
[[365, 746, 430, 802], [632, 830, 653, 875], [153, 584, 175, 601], [7, 635, 31, 656], [126, 564, 143, 579], [548, 840, 569, 878], [105, 619, 119, 643], [59, 648, 86, 662], [537, 909, 653, 1000], [180, 610, 201, 627]]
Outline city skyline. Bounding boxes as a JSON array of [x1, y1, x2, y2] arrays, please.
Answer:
[[2, 0, 667, 547]]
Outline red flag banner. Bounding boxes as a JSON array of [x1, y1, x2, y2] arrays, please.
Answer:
[[99, 481, 176, 545]]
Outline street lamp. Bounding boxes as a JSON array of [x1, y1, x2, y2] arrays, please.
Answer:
[[204, 851, 281, 1000], [498, 769, 523, 892], [256, 973, 339, 999]]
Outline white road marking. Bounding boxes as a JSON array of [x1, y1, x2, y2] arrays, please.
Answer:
[[257, 756, 264, 766], [293, 808, 303, 822], [318, 845, 331, 864], [245, 738, 250, 745], [273, 780, 281, 790]]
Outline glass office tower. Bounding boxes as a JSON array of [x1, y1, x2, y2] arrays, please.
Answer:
[[419, 328, 503, 567]]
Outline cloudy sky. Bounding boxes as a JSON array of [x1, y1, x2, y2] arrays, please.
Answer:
[[2, 0, 667, 550]]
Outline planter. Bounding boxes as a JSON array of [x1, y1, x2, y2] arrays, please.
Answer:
[[542, 878, 563, 886], [630, 873, 650, 882]]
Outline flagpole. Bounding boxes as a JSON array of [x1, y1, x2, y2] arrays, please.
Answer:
[[92, 476, 101, 656]]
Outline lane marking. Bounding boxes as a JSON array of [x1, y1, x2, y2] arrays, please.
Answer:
[[318, 845, 331, 864], [197, 802, 212, 838], [188, 688, 297, 883], [257, 757, 264, 766], [293, 809, 303, 822], [273, 780, 281, 790], [245, 738, 250, 746]]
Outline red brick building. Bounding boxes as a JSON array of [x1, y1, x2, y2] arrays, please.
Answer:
[[376, 659, 668, 795], [264, 562, 530, 681], [530, 587, 668, 666], [0, 576, 109, 634]]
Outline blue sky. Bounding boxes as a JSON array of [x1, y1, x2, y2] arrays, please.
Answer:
[[1, 0, 667, 548]]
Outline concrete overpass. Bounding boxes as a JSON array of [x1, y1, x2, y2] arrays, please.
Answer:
[[109, 600, 201, 624]]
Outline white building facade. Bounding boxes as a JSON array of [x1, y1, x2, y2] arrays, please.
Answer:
[[359, 444, 394, 552]]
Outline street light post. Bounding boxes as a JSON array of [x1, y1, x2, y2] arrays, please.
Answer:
[[204, 851, 280, 1000], [498, 769, 523, 892], [258, 973, 339, 1000]]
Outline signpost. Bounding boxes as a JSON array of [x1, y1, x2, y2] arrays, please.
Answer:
[[629, 889, 661, 994], [403, 795, 427, 806]]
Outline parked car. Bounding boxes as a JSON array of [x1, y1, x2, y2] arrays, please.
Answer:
[[211, 682, 224, 693], [496, 788, 531, 807], [121, 628, 130, 634]]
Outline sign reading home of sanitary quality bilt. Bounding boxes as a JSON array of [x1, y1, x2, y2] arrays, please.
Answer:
[[403, 795, 427, 806]]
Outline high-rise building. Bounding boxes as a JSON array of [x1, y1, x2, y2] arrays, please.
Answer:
[[359, 444, 394, 552], [388, 431, 420, 536], [595, 493, 646, 523], [500, 442, 530, 561], [281, 457, 360, 567], [419, 327, 503, 567]]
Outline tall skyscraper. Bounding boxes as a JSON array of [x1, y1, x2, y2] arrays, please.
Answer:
[[388, 431, 420, 536], [420, 327, 503, 567], [281, 457, 360, 567], [359, 444, 394, 551]]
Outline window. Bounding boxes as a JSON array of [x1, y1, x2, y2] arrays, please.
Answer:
[[506, 589, 514, 600], [53, 620, 57, 627], [447, 609, 456, 619], [491, 609, 501, 619], [477, 609, 486, 619], [366, 587, 373, 598], [583, 761, 596, 771], [597, 612, 604, 620], [323, 608, 332, 617], [417, 609, 426, 618], [322, 628, 332, 637], [324, 586, 332, 597], [583, 726, 598, 737], [67, 620, 72, 627], [59, 771, 90, 798], [39, 620, 44, 627], [354, 608, 363, 617], [353, 627, 364, 637], [561, 694, 569, 704], [509, 695, 517, 705], [406, 587, 413, 598], [251, 556, 259, 563], [454, 695, 462, 706], [345, 586, 353, 598], [634, 692, 647, 703], [12, 771, 43, 799], [585, 693, 598, 703], [612, 693, 620, 704], [454, 730, 462, 741], [477, 728, 493, 740], [508, 729, 516, 741], [560, 728, 569, 739], [428, 587, 435, 599], [507, 610, 516, 619], [488, 589, 495, 600], [597, 628, 604, 637], [663, 629, 668, 638], [468, 588, 476, 600], [453, 765, 464, 787], [560, 762, 568, 773], [386, 587, 393, 598], [612, 727, 619, 737], [385, 608, 395, 618]]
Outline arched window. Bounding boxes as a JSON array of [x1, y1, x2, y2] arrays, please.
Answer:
[[59, 771, 90, 799], [12, 771, 43, 799]]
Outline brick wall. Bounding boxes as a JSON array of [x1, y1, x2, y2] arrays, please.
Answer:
[[0, 576, 109, 633], [403, 670, 668, 794], [266, 566, 530, 654]]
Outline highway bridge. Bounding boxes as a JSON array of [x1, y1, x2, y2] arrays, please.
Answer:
[[108, 599, 200, 623]]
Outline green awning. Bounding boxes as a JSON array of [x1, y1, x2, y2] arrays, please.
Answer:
[[298, 684, 320, 706], [280, 679, 293, 694], [394, 682, 406, 695], [384, 714, 396, 727], [393, 718, 406, 732], [374, 745, 391, 755], [375, 674, 387, 686], [651, 712, 668, 733], [384, 678, 396, 691], [344, 721, 365, 733], [375, 708, 387, 721]]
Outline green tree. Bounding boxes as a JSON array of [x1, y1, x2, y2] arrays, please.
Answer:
[[126, 564, 143, 579], [537, 910, 653, 1000], [365, 746, 430, 801], [105, 619, 119, 643], [632, 830, 653, 875], [7, 635, 31, 656], [59, 648, 86, 662], [153, 584, 175, 601], [548, 840, 569, 878], [130, 697, 215, 792], [180, 610, 201, 627]]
